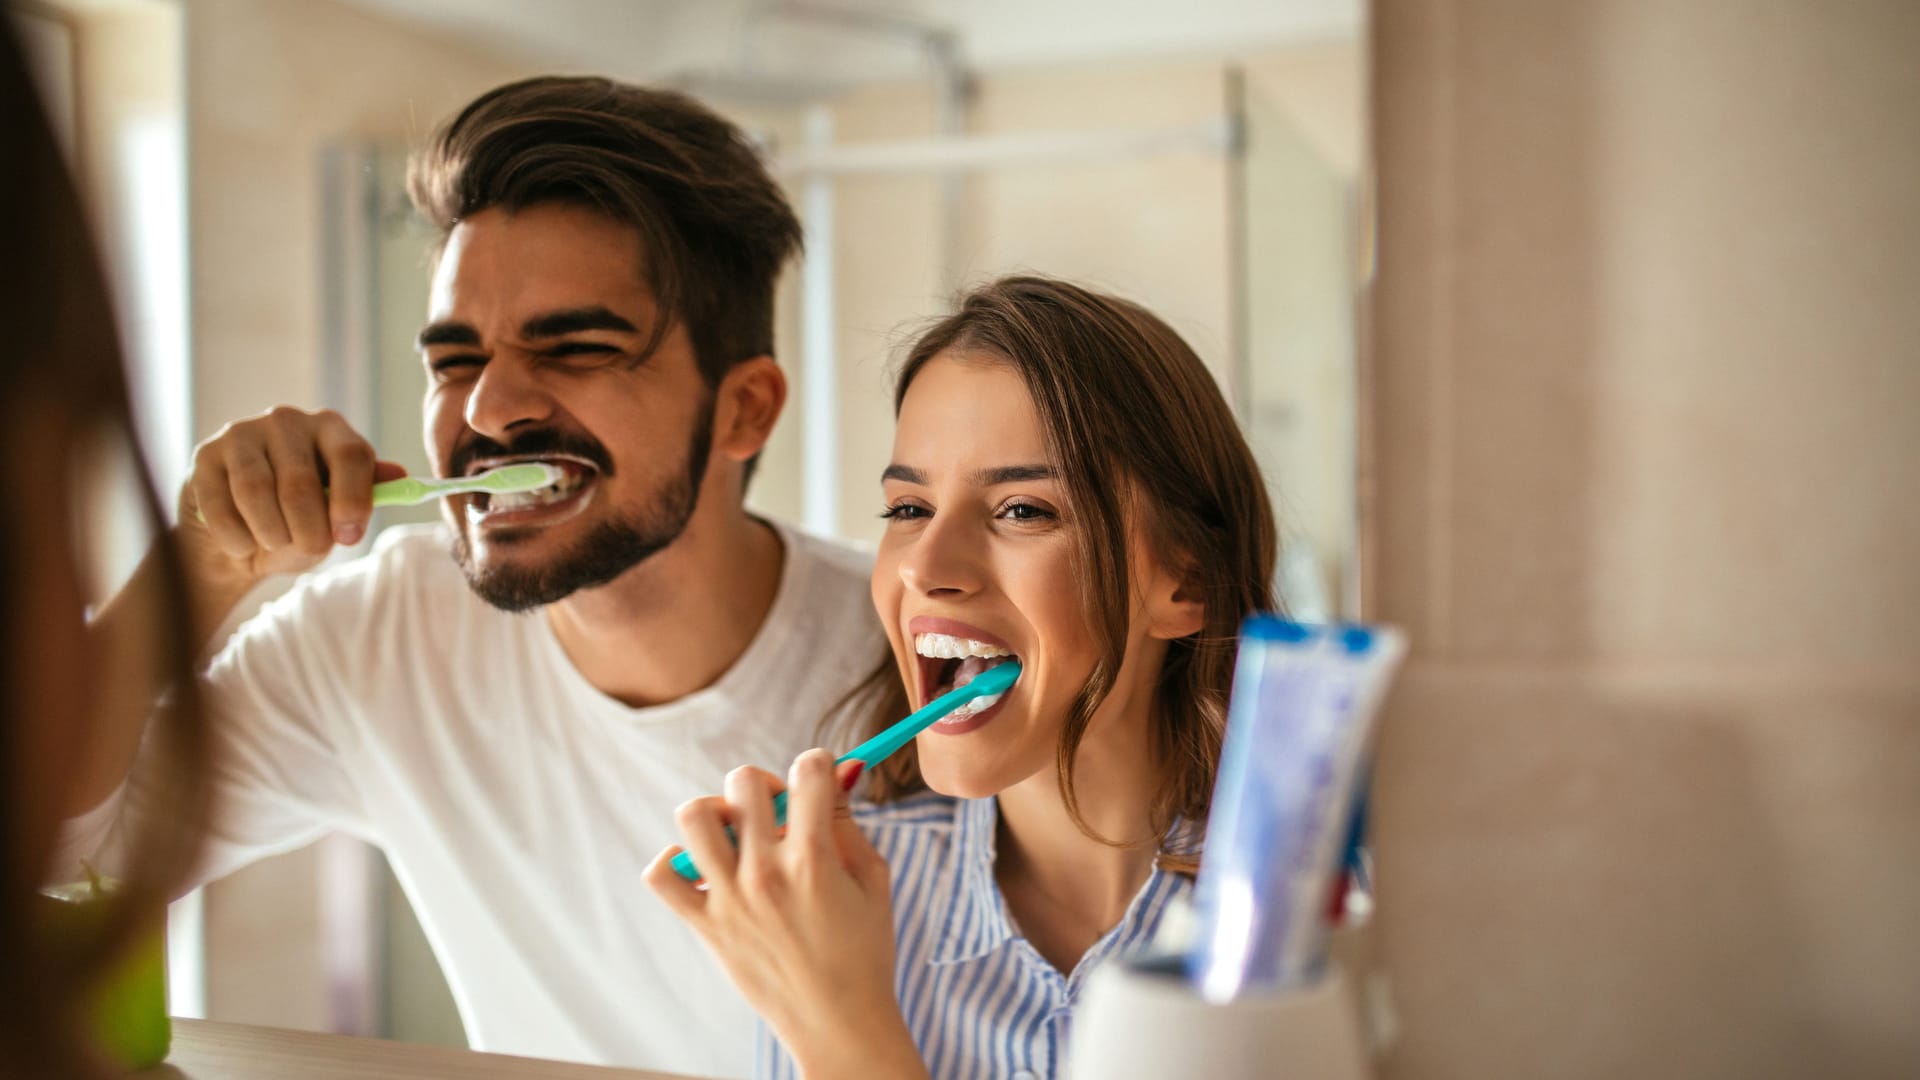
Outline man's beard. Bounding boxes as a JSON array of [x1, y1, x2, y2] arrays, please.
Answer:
[[450, 400, 714, 613]]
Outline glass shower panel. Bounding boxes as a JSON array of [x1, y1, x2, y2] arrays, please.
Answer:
[[1235, 78, 1359, 621]]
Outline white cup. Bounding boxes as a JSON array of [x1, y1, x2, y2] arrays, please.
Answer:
[[1068, 958, 1372, 1080]]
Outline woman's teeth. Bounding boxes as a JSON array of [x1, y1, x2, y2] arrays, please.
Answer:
[[915, 633, 1013, 660], [947, 690, 1005, 719], [915, 633, 1017, 702]]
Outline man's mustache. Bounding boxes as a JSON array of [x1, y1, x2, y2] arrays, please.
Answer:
[[446, 429, 615, 478]]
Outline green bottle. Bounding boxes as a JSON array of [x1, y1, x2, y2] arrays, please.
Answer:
[[38, 872, 171, 1069]]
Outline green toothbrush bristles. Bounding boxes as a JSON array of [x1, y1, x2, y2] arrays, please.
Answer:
[[473, 462, 566, 493]]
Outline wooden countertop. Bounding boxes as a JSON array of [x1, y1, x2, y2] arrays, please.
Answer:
[[150, 1019, 701, 1079]]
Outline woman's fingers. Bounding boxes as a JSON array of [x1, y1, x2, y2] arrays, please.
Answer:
[[644, 845, 707, 919], [725, 765, 785, 860], [785, 749, 844, 861], [673, 795, 740, 890], [831, 762, 889, 888]]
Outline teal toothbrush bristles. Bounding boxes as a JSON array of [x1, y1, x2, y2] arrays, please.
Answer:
[[671, 660, 1022, 883]]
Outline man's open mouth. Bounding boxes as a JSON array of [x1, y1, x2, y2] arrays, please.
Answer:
[[914, 632, 1020, 720], [463, 454, 599, 528]]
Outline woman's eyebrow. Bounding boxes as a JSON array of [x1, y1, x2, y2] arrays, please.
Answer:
[[880, 464, 1054, 485], [974, 464, 1054, 485]]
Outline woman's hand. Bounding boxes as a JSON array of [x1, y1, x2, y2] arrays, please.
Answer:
[[646, 749, 927, 1080]]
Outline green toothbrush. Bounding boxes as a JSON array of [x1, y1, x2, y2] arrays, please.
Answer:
[[191, 462, 567, 522], [369, 462, 567, 507]]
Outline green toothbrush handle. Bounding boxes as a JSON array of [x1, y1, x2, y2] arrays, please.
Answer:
[[193, 473, 445, 522], [370, 477, 435, 507]]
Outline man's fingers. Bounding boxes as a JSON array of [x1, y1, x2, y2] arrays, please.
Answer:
[[221, 437, 294, 553], [188, 458, 257, 559], [315, 412, 377, 547], [261, 419, 332, 558], [372, 459, 410, 484]]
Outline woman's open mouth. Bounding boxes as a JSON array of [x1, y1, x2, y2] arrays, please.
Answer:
[[462, 454, 600, 531], [914, 629, 1020, 733]]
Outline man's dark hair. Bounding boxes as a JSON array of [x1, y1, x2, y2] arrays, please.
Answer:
[[408, 76, 803, 386]]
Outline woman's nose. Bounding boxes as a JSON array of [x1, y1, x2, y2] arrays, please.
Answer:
[[896, 512, 986, 598], [462, 354, 556, 441]]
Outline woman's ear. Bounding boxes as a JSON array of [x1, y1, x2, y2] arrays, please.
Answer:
[[712, 356, 788, 463], [1144, 559, 1207, 641]]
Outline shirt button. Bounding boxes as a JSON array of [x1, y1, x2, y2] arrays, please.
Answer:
[[1012, 1071, 1037, 1080]]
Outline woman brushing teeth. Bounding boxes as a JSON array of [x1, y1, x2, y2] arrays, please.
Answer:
[[646, 276, 1277, 1080]]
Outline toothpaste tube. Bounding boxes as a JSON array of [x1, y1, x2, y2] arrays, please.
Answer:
[[1186, 617, 1405, 1002]]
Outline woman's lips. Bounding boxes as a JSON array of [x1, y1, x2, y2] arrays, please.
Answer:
[[906, 615, 1015, 653]]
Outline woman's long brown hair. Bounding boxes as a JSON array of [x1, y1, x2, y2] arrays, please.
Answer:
[[0, 20, 211, 1078], [829, 276, 1277, 875]]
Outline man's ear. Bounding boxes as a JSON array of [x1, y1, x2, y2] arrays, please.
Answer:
[[1144, 559, 1207, 641], [712, 356, 787, 463]]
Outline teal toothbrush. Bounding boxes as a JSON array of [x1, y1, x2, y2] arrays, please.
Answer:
[[671, 660, 1023, 882]]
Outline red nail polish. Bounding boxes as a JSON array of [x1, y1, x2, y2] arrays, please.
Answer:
[[841, 761, 867, 792]]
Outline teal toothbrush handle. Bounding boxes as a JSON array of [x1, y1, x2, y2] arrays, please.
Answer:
[[670, 661, 1021, 882]]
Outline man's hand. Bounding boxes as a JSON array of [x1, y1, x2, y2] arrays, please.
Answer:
[[177, 407, 406, 589]]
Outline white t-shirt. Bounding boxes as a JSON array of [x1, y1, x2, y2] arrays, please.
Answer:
[[62, 520, 886, 1077]]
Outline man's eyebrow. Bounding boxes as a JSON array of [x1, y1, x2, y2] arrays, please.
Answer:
[[521, 306, 639, 339], [416, 321, 480, 349], [881, 464, 926, 485]]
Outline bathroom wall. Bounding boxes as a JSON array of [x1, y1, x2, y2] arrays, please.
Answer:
[[181, 0, 524, 1030], [1367, 3, 1920, 1076]]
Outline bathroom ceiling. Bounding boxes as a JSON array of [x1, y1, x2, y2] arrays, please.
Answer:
[[334, 0, 1361, 89]]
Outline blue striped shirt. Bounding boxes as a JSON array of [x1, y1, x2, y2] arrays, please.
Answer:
[[757, 791, 1191, 1080]]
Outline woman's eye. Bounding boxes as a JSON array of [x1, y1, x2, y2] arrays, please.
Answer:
[[879, 503, 930, 521], [999, 501, 1056, 522]]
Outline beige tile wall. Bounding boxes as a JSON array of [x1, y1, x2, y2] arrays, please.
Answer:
[[1368, 2, 1920, 1077], [183, 0, 524, 1032]]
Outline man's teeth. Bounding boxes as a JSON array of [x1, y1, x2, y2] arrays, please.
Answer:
[[915, 633, 1013, 660], [480, 470, 587, 511]]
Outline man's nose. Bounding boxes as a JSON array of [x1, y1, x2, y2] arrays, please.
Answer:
[[463, 354, 555, 440], [897, 511, 987, 599]]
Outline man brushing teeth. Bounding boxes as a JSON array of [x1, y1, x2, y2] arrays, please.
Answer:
[[64, 78, 886, 1077]]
